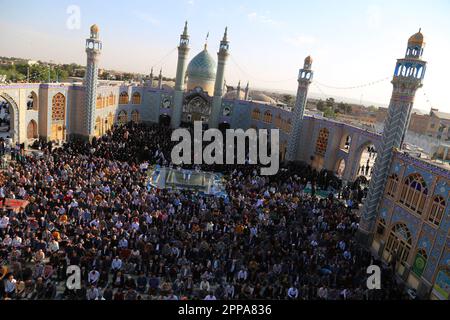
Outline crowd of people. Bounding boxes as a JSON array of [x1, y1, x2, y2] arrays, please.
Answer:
[[0, 122, 405, 300]]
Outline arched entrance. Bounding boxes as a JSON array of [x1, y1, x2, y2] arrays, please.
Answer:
[[336, 158, 346, 178], [383, 223, 412, 275], [117, 110, 128, 126], [355, 142, 377, 180], [50, 93, 66, 142], [95, 117, 103, 137], [0, 93, 20, 143], [312, 128, 329, 170], [159, 114, 171, 127], [27, 120, 38, 140]]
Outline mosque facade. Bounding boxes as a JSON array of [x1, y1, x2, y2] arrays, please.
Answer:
[[0, 24, 448, 300]]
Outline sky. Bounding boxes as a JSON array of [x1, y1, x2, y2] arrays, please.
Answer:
[[0, 0, 449, 112]]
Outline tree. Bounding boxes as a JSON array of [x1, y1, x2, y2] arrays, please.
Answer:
[[281, 94, 296, 107], [326, 98, 335, 108], [323, 107, 336, 119], [316, 100, 326, 112]]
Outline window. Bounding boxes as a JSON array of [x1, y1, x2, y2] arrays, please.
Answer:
[[386, 174, 399, 198], [132, 92, 141, 105], [385, 223, 412, 268], [315, 128, 329, 156], [119, 92, 129, 105], [399, 174, 428, 215], [118, 110, 128, 126], [51, 93, 66, 122], [428, 196, 445, 226], [252, 108, 260, 121], [275, 114, 282, 128], [27, 92, 38, 111], [376, 218, 386, 235], [96, 95, 103, 109], [263, 111, 273, 124], [131, 110, 140, 123]]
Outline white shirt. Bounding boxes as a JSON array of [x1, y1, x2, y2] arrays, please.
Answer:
[[111, 258, 122, 270], [0, 216, 9, 229], [288, 287, 299, 298], [88, 270, 100, 283]]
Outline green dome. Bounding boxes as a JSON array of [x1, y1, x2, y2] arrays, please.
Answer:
[[187, 48, 216, 81]]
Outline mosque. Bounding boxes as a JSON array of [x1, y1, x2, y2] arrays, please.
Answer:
[[0, 23, 448, 300]]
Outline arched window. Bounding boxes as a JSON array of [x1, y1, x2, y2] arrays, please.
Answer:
[[108, 113, 114, 131], [132, 92, 141, 105], [428, 196, 446, 226], [96, 95, 103, 109], [386, 174, 399, 198], [27, 92, 38, 111], [118, 110, 128, 126], [399, 174, 428, 215], [263, 111, 273, 124], [131, 110, 140, 123], [412, 249, 428, 277], [385, 223, 412, 268], [108, 93, 115, 106], [119, 92, 129, 105], [27, 120, 38, 139], [95, 117, 102, 137], [376, 218, 386, 236], [315, 128, 329, 156], [51, 93, 66, 121], [252, 108, 261, 121], [275, 114, 282, 128]]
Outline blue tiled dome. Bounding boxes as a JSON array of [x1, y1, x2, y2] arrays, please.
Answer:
[[187, 48, 217, 81]]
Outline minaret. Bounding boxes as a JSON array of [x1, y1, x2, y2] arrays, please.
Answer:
[[236, 80, 241, 99], [286, 56, 313, 161], [244, 82, 250, 100], [147, 67, 154, 88], [209, 27, 230, 129], [171, 22, 190, 128], [358, 30, 427, 245], [158, 69, 163, 89], [84, 24, 102, 139]]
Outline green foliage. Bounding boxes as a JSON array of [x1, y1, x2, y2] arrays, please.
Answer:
[[316, 100, 326, 112], [323, 107, 336, 119], [0, 63, 72, 82]]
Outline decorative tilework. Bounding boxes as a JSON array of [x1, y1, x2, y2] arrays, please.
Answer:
[[390, 205, 420, 240]]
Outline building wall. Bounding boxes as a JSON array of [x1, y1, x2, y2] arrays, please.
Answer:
[[371, 151, 450, 300]]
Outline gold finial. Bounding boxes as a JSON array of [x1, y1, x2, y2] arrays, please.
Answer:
[[90, 24, 99, 34]]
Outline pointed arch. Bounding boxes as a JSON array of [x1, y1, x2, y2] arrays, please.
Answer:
[[132, 92, 142, 104], [27, 120, 38, 139], [399, 173, 428, 215], [119, 92, 129, 105]]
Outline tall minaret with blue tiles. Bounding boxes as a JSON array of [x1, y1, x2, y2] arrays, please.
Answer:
[[286, 56, 313, 161], [358, 30, 427, 244], [171, 22, 190, 128], [84, 24, 102, 139], [209, 27, 230, 129]]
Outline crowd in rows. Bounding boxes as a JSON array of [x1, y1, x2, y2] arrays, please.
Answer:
[[0, 123, 405, 300]]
